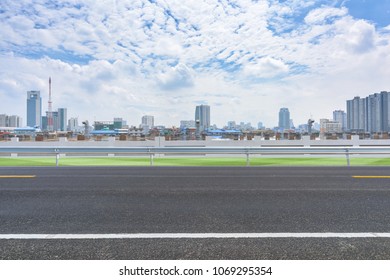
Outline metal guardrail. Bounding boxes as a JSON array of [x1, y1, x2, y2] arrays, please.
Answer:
[[0, 146, 390, 166], [1, 146, 390, 166]]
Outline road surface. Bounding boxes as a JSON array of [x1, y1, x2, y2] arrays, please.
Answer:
[[1, 166, 390, 259]]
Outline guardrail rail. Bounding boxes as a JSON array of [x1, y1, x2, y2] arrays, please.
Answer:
[[2, 146, 390, 166]]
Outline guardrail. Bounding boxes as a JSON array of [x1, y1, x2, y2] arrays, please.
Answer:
[[1, 146, 390, 167]]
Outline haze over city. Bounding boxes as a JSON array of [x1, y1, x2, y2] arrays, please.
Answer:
[[1, 0, 390, 127]]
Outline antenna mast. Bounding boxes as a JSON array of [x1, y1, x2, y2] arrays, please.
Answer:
[[47, 77, 54, 131]]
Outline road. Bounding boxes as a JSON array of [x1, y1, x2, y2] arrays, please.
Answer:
[[1, 166, 390, 259]]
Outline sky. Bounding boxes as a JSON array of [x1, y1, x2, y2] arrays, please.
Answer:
[[1, 0, 390, 128]]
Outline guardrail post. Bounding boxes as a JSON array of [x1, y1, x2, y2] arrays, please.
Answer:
[[55, 149, 60, 167], [246, 149, 250, 167], [345, 148, 350, 167], [148, 148, 154, 166]]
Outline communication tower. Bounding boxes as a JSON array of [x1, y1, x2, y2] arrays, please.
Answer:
[[47, 77, 54, 131]]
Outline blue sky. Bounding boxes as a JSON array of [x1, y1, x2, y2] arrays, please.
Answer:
[[346, 0, 390, 27], [1, 0, 390, 127]]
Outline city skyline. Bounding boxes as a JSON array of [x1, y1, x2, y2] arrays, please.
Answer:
[[1, 89, 386, 132], [1, 1, 390, 127]]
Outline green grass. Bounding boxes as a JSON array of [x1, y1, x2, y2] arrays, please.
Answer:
[[1, 157, 390, 166]]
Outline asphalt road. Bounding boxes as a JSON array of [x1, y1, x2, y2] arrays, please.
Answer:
[[1, 166, 390, 259]]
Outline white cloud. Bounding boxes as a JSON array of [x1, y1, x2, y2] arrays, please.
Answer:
[[157, 63, 194, 90], [7, 15, 35, 30], [304, 6, 347, 25], [243, 57, 289, 79], [335, 19, 377, 53], [155, 38, 183, 57]]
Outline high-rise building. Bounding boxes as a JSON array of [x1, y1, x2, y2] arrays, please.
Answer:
[[289, 119, 295, 129], [42, 111, 59, 131], [0, 114, 7, 127], [333, 110, 347, 132], [68, 117, 79, 132], [41, 108, 68, 131], [347, 91, 390, 133], [114, 117, 126, 129], [195, 105, 210, 132], [27, 91, 42, 127], [366, 93, 382, 133], [180, 120, 195, 129], [278, 108, 290, 130], [0, 114, 21, 127], [8, 115, 22, 127], [346, 96, 365, 132], [140, 115, 154, 134], [141, 115, 154, 128], [41, 116, 47, 130], [58, 108, 67, 131], [381, 92, 390, 132]]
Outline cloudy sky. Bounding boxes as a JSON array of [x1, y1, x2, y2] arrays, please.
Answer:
[[1, 0, 390, 128]]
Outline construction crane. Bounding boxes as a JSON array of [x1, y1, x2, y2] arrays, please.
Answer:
[[82, 121, 90, 138], [308, 119, 315, 134]]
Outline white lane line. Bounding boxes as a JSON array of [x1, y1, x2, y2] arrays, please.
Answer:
[[2, 233, 390, 239], [0, 175, 36, 178]]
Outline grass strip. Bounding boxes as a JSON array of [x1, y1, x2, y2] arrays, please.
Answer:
[[1, 157, 390, 166]]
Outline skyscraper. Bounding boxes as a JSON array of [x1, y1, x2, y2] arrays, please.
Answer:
[[333, 110, 347, 132], [58, 108, 67, 131], [278, 108, 290, 130], [346, 96, 364, 132], [27, 91, 42, 127], [195, 105, 210, 132]]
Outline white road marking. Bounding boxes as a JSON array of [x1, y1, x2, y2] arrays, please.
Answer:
[[0, 175, 36, 178], [1, 232, 390, 239]]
